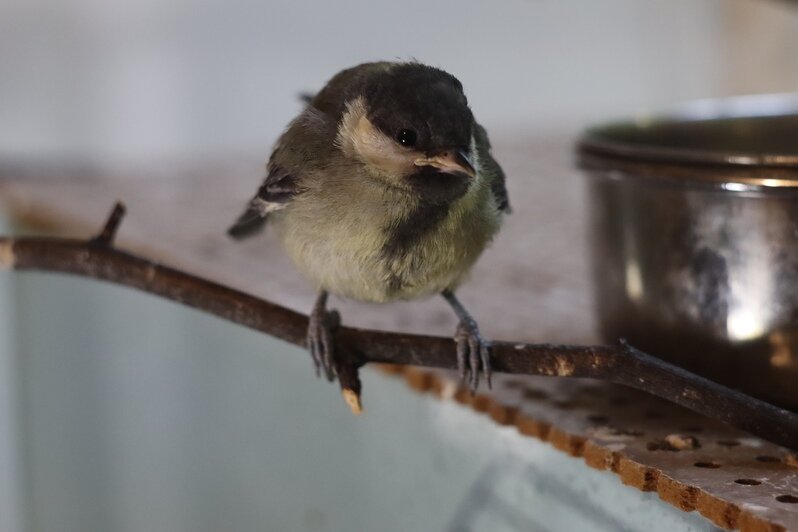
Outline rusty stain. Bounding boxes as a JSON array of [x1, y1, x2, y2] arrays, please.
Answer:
[[664, 434, 701, 450], [770, 331, 794, 369], [0, 239, 15, 268], [555, 356, 575, 376], [144, 264, 157, 284]]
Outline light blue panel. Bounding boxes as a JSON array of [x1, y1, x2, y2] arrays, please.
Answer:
[[442, 419, 723, 532], [12, 273, 721, 532], [14, 274, 489, 532], [0, 215, 23, 532]]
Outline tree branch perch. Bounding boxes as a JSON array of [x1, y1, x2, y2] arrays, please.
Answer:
[[1, 203, 796, 450]]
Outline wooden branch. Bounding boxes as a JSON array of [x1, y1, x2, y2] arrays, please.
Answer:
[[89, 202, 126, 247], [1, 203, 796, 450]]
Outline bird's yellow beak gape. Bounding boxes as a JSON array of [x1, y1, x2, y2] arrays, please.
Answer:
[[414, 149, 476, 178]]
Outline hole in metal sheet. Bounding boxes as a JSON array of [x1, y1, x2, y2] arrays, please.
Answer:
[[694, 461, 721, 469], [756, 455, 781, 463], [776, 495, 798, 504], [734, 479, 761, 486], [587, 414, 610, 424]]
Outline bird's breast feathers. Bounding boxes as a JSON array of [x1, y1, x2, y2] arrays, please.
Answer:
[[273, 169, 502, 303]]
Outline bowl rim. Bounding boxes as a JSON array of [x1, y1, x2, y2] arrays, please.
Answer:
[[578, 93, 798, 187]]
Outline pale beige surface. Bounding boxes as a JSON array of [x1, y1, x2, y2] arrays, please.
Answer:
[[0, 132, 596, 344]]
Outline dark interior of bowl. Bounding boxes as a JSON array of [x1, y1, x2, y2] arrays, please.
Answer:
[[583, 113, 798, 165]]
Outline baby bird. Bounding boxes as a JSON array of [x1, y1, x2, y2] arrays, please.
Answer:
[[229, 61, 509, 392]]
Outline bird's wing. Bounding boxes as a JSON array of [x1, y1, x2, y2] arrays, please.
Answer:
[[228, 105, 335, 240], [475, 123, 510, 213], [227, 157, 298, 239]]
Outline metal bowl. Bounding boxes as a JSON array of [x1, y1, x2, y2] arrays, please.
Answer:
[[578, 94, 798, 410]]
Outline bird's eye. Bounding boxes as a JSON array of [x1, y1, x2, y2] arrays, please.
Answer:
[[396, 129, 417, 147]]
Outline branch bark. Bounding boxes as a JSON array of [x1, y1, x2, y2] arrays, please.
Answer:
[[1, 203, 796, 450]]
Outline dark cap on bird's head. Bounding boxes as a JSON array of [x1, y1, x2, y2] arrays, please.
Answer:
[[363, 63, 474, 153], [322, 62, 479, 197]]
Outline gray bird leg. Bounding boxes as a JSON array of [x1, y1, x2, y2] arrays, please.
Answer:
[[307, 290, 340, 382], [442, 290, 492, 391]]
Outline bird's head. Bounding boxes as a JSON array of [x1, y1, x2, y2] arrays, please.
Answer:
[[334, 63, 478, 204]]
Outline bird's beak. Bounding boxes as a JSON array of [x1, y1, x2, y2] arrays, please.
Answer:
[[414, 149, 476, 178]]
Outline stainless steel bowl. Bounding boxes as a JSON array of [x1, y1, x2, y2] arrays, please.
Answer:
[[578, 94, 798, 410]]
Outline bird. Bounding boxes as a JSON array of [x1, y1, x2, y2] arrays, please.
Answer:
[[229, 61, 509, 400]]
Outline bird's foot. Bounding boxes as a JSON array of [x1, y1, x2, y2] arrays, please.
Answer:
[[307, 294, 340, 381], [454, 317, 492, 393]]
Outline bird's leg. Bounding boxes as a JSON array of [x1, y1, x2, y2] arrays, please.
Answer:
[[441, 290, 491, 392], [307, 290, 340, 381]]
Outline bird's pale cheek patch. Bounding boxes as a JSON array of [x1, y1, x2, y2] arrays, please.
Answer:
[[355, 118, 419, 179], [336, 98, 417, 180]]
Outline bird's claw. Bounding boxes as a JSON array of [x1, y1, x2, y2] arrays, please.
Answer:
[[307, 307, 340, 381], [455, 317, 492, 392]]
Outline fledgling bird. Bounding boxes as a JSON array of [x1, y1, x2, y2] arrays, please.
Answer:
[[229, 61, 509, 397]]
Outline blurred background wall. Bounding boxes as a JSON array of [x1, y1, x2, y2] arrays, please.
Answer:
[[0, 1, 797, 531], [1, 0, 797, 163]]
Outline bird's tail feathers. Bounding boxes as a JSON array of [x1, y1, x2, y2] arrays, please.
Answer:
[[227, 208, 268, 240]]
